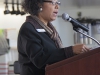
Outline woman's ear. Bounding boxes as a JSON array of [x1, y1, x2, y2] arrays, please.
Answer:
[[38, 3, 43, 12]]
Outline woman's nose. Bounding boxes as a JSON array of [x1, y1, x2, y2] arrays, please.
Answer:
[[55, 4, 59, 9]]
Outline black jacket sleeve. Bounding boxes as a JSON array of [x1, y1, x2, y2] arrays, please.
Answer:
[[19, 22, 74, 69]]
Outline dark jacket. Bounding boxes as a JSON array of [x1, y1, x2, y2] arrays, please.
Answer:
[[17, 22, 74, 75]]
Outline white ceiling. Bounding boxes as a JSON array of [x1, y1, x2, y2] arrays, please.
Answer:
[[0, 0, 11, 3], [1, 0, 100, 7], [0, 0, 4, 2], [0, 0, 22, 3]]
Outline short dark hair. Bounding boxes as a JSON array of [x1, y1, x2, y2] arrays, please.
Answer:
[[22, 0, 46, 15]]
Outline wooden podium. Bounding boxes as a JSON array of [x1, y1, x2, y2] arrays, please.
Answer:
[[45, 47, 100, 75]]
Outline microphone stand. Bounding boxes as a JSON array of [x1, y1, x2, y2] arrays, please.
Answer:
[[73, 27, 100, 46]]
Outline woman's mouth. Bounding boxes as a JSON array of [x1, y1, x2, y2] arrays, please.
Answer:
[[53, 12, 58, 16]]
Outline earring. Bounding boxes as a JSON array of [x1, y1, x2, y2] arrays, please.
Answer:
[[40, 8, 43, 11]]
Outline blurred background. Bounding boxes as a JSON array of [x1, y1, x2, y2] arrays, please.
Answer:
[[0, 0, 100, 75]]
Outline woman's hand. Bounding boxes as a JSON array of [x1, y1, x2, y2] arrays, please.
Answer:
[[72, 44, 90, 54]]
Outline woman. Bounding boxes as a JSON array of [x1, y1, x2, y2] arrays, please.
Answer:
[[17, 0, 90, 75]]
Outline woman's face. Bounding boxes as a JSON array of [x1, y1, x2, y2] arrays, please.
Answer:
[[38, 0, 60, 23]]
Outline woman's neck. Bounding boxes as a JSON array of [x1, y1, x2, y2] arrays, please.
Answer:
[[37, 15, 48, 26]]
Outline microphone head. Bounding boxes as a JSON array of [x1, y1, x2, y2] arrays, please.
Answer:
[[62, 13, 70, 21]]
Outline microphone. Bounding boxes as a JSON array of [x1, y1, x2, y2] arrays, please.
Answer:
[[62, 13, 89, 32], [62, 13, 100, 46]]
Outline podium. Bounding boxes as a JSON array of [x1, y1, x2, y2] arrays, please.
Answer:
[[45, 47, 100, 75]]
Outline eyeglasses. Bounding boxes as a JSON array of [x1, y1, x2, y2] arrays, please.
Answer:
[[43, 1, 61, 6]]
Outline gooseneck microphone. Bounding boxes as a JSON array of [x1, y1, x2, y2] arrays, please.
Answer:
[[62, 13, 89, 32], [62, 13, 100, 46]]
